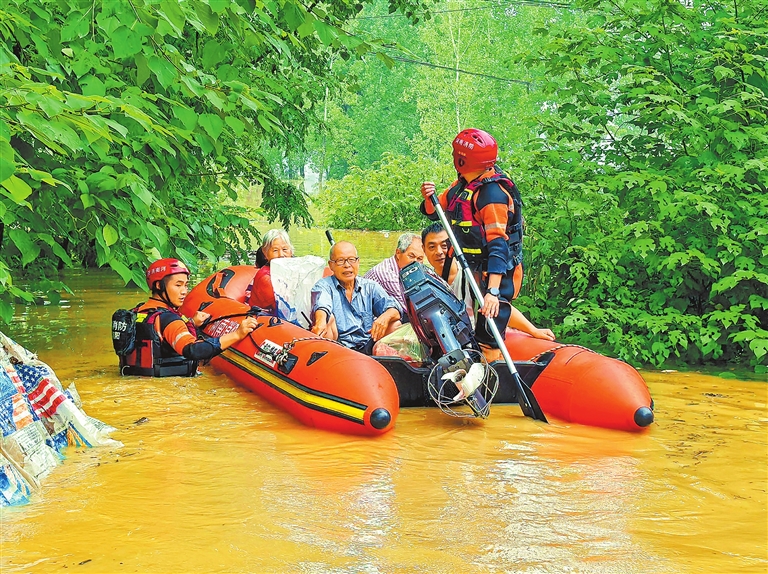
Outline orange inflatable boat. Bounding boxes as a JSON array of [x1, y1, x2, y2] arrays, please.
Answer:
[[376, 331, 653, 433], [374, 261, 653, 432], [183, 266, 652, 434], [504, 330, 653, 431], [179, 266, 399, 436]]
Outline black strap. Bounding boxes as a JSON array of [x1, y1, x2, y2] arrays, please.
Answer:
[[441, 253, 454, 283]]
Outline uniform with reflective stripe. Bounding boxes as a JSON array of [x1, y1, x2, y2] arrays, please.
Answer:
[[421, 167, 525, 346], [119, 301, 198, 377]]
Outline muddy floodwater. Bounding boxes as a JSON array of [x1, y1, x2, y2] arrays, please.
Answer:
[[1, 229, 766, 573]]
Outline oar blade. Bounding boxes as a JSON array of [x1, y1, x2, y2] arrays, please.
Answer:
[[513, 372, 548, 423]]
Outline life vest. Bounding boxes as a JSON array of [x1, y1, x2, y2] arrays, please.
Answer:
[[116, 305, 198, 377], [445, 168, 524, 269]]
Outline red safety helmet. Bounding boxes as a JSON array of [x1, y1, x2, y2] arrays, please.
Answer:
[[146, 258, 189, 290], [452, 128, 498, 175]]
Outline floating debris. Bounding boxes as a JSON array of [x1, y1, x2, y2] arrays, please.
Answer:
[[0, 332, 121, 507]]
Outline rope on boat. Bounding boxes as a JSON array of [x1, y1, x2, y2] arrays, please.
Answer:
[[269, 336, 345, 365], [282, 336, 345, 351], [526, 343, 596, 363]]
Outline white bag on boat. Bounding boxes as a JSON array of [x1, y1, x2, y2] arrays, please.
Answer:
[[270, 255, 327, 329]]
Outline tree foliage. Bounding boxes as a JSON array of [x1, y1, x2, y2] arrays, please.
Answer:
[[4, 0, 764, 371], [301, 3, 423, 183], [315, 152, 449, 230], [0, 0, 431, 322], [312, 0, 767, 371], [519, 0, 768, 371], [305, 0, 554, 176]]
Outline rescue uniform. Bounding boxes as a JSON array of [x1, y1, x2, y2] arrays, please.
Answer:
[[422, 167, 524, 348], [119, 299, 223, 377]]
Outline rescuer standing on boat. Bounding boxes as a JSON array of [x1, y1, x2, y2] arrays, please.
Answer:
[[116, 258, 258, 376], [419, 128, 525, 363]]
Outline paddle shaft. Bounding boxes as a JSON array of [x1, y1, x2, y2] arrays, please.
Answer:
[[427, 193, 548, 422]]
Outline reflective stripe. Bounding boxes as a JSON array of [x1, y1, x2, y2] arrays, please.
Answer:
[[464, 248, 482, 254], [221, 348, 367, 425], [484, 222, 506, 231], [173, 332, 190, 347]]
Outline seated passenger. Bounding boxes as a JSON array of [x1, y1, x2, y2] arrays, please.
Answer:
[[121, 258, 258, 377], [422, 222, 472, 318], [310, 241, 401, 355], [363, 232, 424, 314], [249, 229, 294, 313], [421, 223, 555, 341]]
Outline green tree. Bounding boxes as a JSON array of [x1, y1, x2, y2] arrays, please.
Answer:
[[306, 0, 562, 176], [315, 152, 449, 230], [520, 0, 768, 371], [405, 1, 560, 164], [0, 0, 430, 322], [303, 0, 423, 186]]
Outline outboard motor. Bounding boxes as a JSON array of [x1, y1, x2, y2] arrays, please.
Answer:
[[400, 262, 475, 358], [400, 263, 498, 418]]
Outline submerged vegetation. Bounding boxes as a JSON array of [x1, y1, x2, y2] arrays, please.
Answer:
[[1, 0, 765, 371]]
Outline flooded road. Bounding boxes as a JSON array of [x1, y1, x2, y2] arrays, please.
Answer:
[[1, 232, 766, 573]]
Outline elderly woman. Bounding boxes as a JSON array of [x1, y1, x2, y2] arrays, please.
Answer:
[[248, 229, 294, 312]]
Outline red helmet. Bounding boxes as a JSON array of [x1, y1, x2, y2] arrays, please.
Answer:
[[452, 128, 498, 175], [146, 258, 189, 289]]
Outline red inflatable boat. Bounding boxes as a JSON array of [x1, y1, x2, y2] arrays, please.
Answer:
[[375, 330, 653, 433], [180, 266, 399, 436]]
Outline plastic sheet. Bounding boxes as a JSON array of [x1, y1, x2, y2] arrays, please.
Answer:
[[270, 255, 327, 328], [372, 323, 428, 363]]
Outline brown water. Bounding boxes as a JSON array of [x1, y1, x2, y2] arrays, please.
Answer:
[[1, 230, 766, 573]]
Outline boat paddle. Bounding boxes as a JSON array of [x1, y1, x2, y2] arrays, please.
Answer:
[[426, 193, 548, 423]]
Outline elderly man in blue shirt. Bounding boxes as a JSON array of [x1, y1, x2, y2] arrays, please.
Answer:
[[310, 241, 401, 354]]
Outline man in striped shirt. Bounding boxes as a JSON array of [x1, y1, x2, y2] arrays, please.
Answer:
[[363, 233, 425, 314]]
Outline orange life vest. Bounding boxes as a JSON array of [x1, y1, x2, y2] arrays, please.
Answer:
[[445, 168, 524, 270]]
